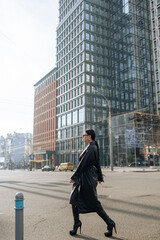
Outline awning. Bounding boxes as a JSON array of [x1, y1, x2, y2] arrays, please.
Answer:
[[29, 159, 55, 162], [33, 151, 55, 155]]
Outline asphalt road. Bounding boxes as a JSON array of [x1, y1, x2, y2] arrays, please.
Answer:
[[0, 168, 160, 240]]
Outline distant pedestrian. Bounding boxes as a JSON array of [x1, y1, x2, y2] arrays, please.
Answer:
[[69, 129, 117, 237]]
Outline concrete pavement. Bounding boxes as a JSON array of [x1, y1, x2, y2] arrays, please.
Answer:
[[0, 169, 160, 240]]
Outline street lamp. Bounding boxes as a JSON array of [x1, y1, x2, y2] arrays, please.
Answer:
[[95, 90, 113, 171]]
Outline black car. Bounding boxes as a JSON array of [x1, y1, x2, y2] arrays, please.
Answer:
[[41, 165, 55, 171]]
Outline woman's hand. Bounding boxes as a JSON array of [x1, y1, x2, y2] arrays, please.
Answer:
[[70, 179, 75, 183]]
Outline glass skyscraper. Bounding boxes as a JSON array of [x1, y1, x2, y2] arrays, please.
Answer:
[[150, 0, 160, 114], [56, 0, 157, 167]]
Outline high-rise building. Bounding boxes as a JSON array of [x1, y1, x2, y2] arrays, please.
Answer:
[[33, 68, 57, 168], [150, 0, 160, 114], [56, 0, 158, 167], [12, 132, 32, 167]]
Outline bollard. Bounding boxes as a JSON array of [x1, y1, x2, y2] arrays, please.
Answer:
[[15, 192, 24, 240]]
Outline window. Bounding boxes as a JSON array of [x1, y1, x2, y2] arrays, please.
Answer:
[[86, 74, 90, 82], [86, 43, 90, 50], [91, 24, 94, 31], [72, 138, 76, 148], [86, 64, 90, 71], [58, 131, 61, 140], [81, 96, 83, 105], [86, 23, 89, 30], [91, 34, 94, 41], [91, 55, 94, 62], [62, 115, 66, 127], [123, 0, 129, 14], [66, 128, 71, 138], [79, 108, 84, 122], [86, 85, 90, 93], [86, 13, 89, 20], [91, 65, 94, 72], [73, 110, 77, 124], [86, 107, 91, 121], [102, 99, 106, 107], [92, 108, 96, 121], [67, 113, 71, 125], [86, 53, 90, 61], [58, 117, 61, 128], [91, 75, 95, 83], [86, 3, 89, 10], [86, 33, 90, 40], [62, 129, 66, 139], [91, 45, 94, 51]]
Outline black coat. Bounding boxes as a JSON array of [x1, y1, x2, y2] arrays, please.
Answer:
[[70, 141, 103, 213]]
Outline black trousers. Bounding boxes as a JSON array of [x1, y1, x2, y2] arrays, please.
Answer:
[[71, 204, 112, 225], [72, 205, 79, 224]]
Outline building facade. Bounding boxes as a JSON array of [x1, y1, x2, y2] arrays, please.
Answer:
[[56, 0, 158, 167], [12, 132, 32, 168], [0, 133, 32, 169], [150, 0, 160, 114], [33, 68, 57, 168], [0, 136, 5, 159], [111, 112, 160, 167]]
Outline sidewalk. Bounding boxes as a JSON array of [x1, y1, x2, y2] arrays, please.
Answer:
[[102, 166, 160, 172]]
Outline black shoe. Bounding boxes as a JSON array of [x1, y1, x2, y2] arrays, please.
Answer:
[[69, 221, 82, 236], [104, 220, 117, 237]]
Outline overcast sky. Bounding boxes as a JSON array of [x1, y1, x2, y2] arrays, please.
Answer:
[[0, 0, 59, 137]]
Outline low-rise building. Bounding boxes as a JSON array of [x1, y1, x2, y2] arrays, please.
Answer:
[[33, 68, 57, 168]]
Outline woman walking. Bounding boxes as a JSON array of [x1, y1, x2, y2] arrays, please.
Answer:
[[69, 129, 117, 237]]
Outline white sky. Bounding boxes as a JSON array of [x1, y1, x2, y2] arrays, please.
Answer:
[[0, 0, 59, 137]]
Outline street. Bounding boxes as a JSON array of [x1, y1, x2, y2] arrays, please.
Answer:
[[0, 168, 160, 240]]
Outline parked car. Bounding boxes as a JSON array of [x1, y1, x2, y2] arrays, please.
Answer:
[[58, 162, 74, 171], [128, 161, 149, 167], [140, 161, 149, 166], [41, 165, 55, 171]]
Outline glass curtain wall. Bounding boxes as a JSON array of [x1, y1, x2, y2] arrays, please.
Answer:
[[112, 112, 160, 167], [92, 0, 157, 167], [84, 0, 111, 166], [111, 0, 156, 115]]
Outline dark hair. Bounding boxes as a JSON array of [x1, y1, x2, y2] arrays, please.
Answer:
[[86, 129, 95, 140], [86, 129, 100, 160]]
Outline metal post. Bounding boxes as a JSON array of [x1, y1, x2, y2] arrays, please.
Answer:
[[109, 104, 113, 171], [94, 89, 114, 171], [15, 192, 24, 240]]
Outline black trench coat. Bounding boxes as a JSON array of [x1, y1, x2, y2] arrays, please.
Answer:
[[70, 141, 104, 214]]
